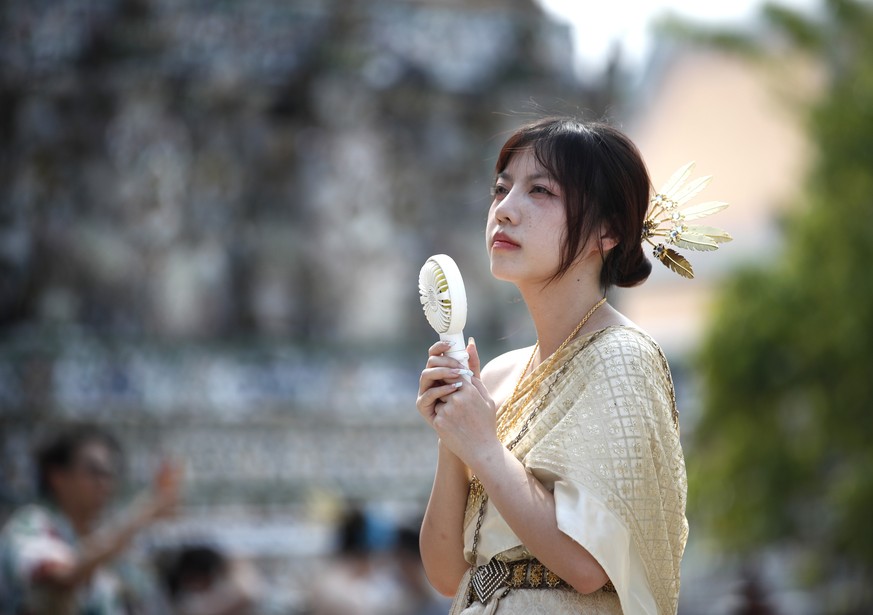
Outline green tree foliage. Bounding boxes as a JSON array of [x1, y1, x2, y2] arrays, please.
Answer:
[[690, 0, 873, 602]]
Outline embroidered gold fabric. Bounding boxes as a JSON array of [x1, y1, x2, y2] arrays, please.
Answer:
[[453, 326, 688, 615]]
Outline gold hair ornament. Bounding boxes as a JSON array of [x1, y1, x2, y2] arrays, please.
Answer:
[[642, 162, 731, 278]]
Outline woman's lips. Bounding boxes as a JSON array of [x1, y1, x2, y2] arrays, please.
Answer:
[[491, 232, 520, 250]]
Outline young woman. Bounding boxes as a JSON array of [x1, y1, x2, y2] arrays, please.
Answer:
[[416, 118, 690, 614]]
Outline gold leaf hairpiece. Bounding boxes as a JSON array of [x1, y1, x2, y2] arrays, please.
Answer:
[[642, 162, 731, 279]]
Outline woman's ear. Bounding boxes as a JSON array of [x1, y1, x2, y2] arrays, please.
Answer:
[[599, 225, 618, 253]]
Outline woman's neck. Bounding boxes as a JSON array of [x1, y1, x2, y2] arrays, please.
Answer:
[[517, 267, 609, 363]]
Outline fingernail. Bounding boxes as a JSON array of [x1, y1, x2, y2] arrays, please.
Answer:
[[453, 369, 474, 377], [451, 381, 463, 388], [443, 340, 455, 347], [468, 336, 475, 346]]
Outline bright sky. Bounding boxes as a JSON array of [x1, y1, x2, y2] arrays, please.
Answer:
[[537, 0, 823, 74]]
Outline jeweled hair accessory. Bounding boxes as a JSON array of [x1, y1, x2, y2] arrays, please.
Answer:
[[642, 162, 731, 279]]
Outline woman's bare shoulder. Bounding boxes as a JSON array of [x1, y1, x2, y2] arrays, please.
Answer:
[[480, 346, 534, 390]]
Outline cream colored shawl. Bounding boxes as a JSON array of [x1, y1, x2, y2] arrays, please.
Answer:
[[460, 326, 688, 614]]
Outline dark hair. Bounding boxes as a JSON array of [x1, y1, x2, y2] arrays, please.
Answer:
[[395, 525, 420, 557], [338, 507, 369, 556], [495, 117, 653, 288], [34, 423, 121, 500], [161, 544, 227, 599]]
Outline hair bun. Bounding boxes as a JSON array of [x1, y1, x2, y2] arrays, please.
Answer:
[[605, 242, 652, 288]]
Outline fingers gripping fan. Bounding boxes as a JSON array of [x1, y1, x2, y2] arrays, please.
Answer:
[[419, 254, 470, 378]]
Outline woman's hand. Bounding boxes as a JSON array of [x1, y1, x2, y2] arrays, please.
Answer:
[[416, 340, 474, 425], [416, 339, 501, 471]]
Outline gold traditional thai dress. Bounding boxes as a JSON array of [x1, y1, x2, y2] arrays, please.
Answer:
[[449, 326, 688, 615]]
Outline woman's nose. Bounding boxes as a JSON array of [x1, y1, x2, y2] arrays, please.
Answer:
[[494, 188, 521, 224]]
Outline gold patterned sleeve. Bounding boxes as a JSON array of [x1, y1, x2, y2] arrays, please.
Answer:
[[522, 327, 688, 615]]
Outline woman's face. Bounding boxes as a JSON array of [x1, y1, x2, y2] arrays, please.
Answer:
[[487, 148, 567, 284]]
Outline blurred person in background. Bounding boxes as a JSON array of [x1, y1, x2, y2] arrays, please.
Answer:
[[157, 543, 260, 615], [308, 507, 408, 615], [0, 423, 181, 615], [416, 118, 690, 614]]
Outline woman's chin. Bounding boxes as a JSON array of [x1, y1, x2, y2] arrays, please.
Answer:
[[489, 262, 525, 283], [490, 262, 559, 287]]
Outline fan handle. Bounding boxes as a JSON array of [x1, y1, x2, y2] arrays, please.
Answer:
[[441, 332, 470, 381]]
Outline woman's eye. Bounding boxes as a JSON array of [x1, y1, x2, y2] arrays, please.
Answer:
[[491, 184, 509, 197], [531, 185, 553, 195]]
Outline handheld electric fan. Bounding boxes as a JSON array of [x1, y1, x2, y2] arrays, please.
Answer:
[[419, 254, 471, 381]]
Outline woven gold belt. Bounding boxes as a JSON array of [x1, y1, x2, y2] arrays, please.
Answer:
[[469, 557, 570, 604], [468, 557, 617, 605]]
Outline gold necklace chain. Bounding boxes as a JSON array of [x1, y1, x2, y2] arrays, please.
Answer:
[[495, 296, 607, 443]]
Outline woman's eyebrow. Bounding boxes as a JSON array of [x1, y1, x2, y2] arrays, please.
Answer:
[[496, 171, 551, 182]]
